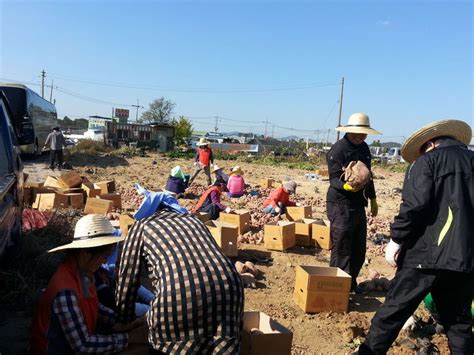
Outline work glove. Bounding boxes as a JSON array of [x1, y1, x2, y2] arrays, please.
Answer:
[[385, 239, 402, 267], [343, 183, 358, 192], [193, 162, 198, 166], [295, 202, 302, 207], [224, 207, 232, 213], [274, 207, 281, 214], [370, 198, 378, 217]]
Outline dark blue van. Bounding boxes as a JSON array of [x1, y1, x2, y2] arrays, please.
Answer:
[[0, 92, 28, 256]]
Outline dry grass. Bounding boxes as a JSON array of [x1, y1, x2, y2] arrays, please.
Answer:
[[0, 210, 81, 309]]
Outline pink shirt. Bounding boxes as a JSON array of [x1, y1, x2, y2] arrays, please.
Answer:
[[227, 175, 245, 195]]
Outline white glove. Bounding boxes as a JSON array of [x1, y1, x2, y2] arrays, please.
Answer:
[[385, 239, 402, 267], [224, 207, 232, 213], [274, 207, 281, 214], [193, 162, 198, 166], [295, 202, 302, 207]]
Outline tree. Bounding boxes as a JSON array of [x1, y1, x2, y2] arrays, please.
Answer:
[[172, 116, 193, 145], [141, 97, 176, 123]]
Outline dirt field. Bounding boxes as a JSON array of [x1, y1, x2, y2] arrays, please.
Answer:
[[0, 152, 450, 354]]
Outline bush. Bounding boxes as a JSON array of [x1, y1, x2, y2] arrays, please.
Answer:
[[70, 139, 110, 154], [110, 146, 142, 157]]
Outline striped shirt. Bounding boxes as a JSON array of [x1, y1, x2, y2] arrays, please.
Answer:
[[52, 290, 128, 353], [115, 209, 244, 354]]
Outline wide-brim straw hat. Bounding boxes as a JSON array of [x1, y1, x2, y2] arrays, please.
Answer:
[[48, 214, 125, 253], [229, 166, 244, 176], [336, 113, 382, 136], [197, 138, 211, 146], [211, 164, 223, 174], [401, 119, 472, 163]]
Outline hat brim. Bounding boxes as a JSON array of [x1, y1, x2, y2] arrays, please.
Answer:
[[197, 142, 210, 146], [229, 170, 243, 176], [211, 167, 222, 173], [401, 120, 472, 163], [48, 235, 125, 253], [336, 126, 382, 135]]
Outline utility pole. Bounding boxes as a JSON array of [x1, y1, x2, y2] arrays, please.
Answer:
[[41, 69, 46, 98], [132, 99, 144, 122], [264, 120, 268, 138], [272, 124, 274, 138], [336, 77, 345, 141], [214, 115, 221, 133], [49, 80, 53, 102]]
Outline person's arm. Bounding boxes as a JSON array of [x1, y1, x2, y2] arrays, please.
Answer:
[[52, 290, 128, 354], [269, 188, 283, 208], [98, 303, 116, 328], [44, 133, 51, 148], [210, 190, 226, 210], [363, 145, 377, 199], [286, 199, 297, 207], [115, 221, 145, 323], [327, 144, 345, 191], [195, 150, 200, 162], [390, 158, 434, 244]]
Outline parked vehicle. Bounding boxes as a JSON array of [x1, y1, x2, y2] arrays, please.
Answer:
[[0, 83, 58, 155], [0, 91, 31, 257], [383, 147, 405, 164]]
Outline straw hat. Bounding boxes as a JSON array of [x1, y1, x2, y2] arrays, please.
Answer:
[[211, 164, 223, 174], [401, 119, 472, 163], [197, 138, 210, 146], [336, 113, 382, 135], [48, 214, 124, 253], [229, 166, 244, 176]]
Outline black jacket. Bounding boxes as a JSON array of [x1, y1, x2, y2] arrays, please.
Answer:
[[392, 138, 474, 273], [326, 135, 376, 207]]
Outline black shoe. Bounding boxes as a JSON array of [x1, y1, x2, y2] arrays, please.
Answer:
[[351, 285, 367, 295]]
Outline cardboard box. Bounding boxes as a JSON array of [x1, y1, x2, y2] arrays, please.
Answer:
[[196, 212, 211, 223], [264, 221, 295, 251], [293, 265, 351, 313], [57, 171, 82, 188], [63, 193, 85, 209], [32, 193, 68, 210], [294, 218, 318, 247], [24, 180, 44, 188], [240, 311, 293, 355], [219, 209, 251, 234], [43, 176, 62, 189], [205, 221, 238, 257], [119, 214, 135, 236], [84, 197, 113, 214], [285, 206, 312, 221], [82, 182, 101, 198], [94, 180, 116, 194], [259, 178, 274, 189], [311, 219, 331, 250], [99, 193, 122, 209]]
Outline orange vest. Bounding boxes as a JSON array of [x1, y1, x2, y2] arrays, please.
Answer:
[[192, 186, 220, 213], [30, 256, 99, 354], [198, 147, 212, 166]]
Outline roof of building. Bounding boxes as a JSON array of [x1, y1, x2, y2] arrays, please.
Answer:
[[247, 137, 283, 146]]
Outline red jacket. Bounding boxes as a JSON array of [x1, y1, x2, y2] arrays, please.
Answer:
[[262, 186, 296, 208], [30, 256, 99, 354], [196, 147, 213, 167]]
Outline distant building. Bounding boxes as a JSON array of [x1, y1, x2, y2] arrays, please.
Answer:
[[247, 137, 284, 155]]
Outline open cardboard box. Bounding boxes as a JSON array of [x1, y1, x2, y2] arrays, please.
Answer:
[[240, 311, 293, 355], [294, 265, 351, 313], [219, 209, 250, 234], [311, 219, 331, 250], [205, 220, 238, 257], [285, 206, 312, 221], [294, 218, 318, 247], [264, 221, 295, 251]]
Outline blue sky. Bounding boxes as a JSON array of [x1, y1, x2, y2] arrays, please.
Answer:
[[1, 0, 472, 143]]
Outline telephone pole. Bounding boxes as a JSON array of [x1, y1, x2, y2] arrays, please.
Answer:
[[132, 99, 144, 122], [214, 115, 221, 133], [336, 77, 345, 141], [49, 80, 54, 102], [41, 70, 46, 98]]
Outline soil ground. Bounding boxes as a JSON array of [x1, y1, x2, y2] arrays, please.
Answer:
[[0, 151, 450, 354]]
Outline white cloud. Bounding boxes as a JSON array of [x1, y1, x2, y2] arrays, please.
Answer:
[[377, 20, 391, 26]]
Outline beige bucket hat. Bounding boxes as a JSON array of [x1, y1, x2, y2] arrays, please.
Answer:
[[197, 138, 211, 146], [211, 164, 223, 174], [48, 214, 125, 253], [401, 119, 472, 163], [336, 113, 382, 135], [229, 166, 244, 176]]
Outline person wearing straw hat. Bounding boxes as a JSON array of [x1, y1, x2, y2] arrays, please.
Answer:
[[326, 113, 382, 294], [227, 166, 246, 198], [358, 119, 473, 354], [30, 214, 146, 354], [115, 191, 244, 354], [211, 164, 229, 184], [188, 137, 214, 186]]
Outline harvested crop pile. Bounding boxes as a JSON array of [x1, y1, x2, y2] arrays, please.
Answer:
[[118, 186, 143, 210]]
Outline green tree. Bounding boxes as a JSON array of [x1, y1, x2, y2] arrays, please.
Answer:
[[172, 116, 193, 145], [141, 97, 176, 123]]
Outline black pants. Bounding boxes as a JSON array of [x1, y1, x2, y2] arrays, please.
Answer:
[[359, 268, 473, 354], [49, 149, 63, 168], [198, 203, 221, 220], [326, 203, 366, 289]]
